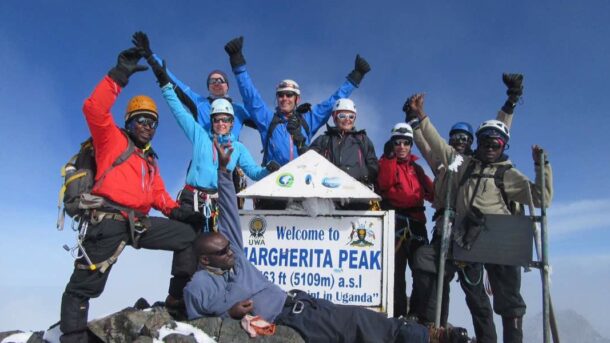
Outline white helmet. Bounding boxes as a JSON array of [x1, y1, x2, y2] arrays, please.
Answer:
[[276, 79, 300, 95], [476, 119, 510, 141], [210, 98, 234, 117], [391, 123, 414, 139], [333, 98, 357, 114]]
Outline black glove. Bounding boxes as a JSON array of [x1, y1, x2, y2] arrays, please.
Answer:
[[346, 54, 371, 86], [224, 36, 246, 68], [150, 58, 171, 87], [286, 115, 301, 133], [402, 97, 417, 122], [170, 207, 204, 226], [266, 160, 280, 172], [296, 103, 312, 114], [501, 73, 524, 114], [131, 31, 153, 59], [383, 140, 395, 159], [107, 48, 148, 87]]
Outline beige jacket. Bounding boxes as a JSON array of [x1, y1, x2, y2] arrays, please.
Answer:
[[414, 110, 514, 211], [416, 116, 553, 229]]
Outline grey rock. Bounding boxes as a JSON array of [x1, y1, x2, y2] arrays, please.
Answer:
[[88, 306, 174, 342], [187, 317, 222, 340], [3, 298, 307, 343]]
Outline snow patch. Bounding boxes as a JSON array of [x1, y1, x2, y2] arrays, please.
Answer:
[[155, 322, 216, 343], [1, 332, 32, 343]]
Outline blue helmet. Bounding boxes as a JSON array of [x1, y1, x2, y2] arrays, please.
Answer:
[[449, 122, 474, 139]]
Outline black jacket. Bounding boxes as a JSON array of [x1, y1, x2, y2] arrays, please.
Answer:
[[308, 125, 378, 186]]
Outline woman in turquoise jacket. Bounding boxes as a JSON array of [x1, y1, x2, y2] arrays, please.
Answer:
[[160, 84, 274, 231], [161, 85, 269, 191]]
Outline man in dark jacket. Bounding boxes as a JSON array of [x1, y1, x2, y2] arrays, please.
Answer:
[[309, 98, 378, 209], [59, 48, 201, 342]]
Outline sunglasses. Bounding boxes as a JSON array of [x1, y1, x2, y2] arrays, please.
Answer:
[[208, 78, 226, 85], [206, 242, 231, 256], [450, 133, 472, 144], [135, 116, 158, 129], [393, 139, 413, 147], [213, 117, 233, 124], [277, 91, 297, 98], [337, 113, 356, 120], [480, 140, 503, 150]]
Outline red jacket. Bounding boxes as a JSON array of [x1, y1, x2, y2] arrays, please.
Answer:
[[82, 76, 178, 216], [377, 154, 434, 222]]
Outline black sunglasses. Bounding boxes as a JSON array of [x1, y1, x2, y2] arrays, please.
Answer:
[[480, 140, 503, 150], [208, 77, 226, 85], [213, 117, 233, 124], [135, 116, 158, 129], [206, 242, 231, 256], [393, 139, 413, 146], [277, 91, 296, 98], [450, 133, 472, 143]]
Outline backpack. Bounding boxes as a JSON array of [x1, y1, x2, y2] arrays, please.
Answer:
[[263, 110, 310, 163], [57, 130, 135, 229], [457, 159, 517, 212]]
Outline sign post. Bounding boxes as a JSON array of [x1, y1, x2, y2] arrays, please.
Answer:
[[240, 210, 395, 315]]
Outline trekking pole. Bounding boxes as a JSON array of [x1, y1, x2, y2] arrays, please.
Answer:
[[434, 155, 462, 327], [539, 150, 553, 343]]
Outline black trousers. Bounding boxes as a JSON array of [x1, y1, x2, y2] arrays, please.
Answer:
[[60, 217, 196, 338], [275, 290, 429, 343], [485, 264, 526, 318], [394, 217, 429, 318]]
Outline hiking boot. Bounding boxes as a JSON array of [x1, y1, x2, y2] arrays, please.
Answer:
[[165, 294, 187, 321], [428, 325, 473, 343]]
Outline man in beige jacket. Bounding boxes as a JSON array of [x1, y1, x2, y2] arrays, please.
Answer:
[[407, 75, 521, 342], [408, 91, 552, 343]]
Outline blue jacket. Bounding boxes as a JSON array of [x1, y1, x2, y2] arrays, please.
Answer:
[[233, 65, 357, 165], [161, 84, 268, 191], [154, 54, 251, 138], [184, 170, 287, 321]]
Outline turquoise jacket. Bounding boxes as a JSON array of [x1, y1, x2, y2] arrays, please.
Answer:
[[161, 84, 268, 191]]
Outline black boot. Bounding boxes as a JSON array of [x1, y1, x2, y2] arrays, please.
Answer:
[[502, 316, 523, 343], [60, 293, 89, 343]]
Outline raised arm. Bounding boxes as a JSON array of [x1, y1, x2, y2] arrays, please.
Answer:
[[84, 48, 148, 160], [496, 73, 524, 129], [305, 55, 370, 135], [214, 138, 244, 248], [504, 145, 553, 207], [225, 36, 273, 135], [132, 31, 201, 120], [408, 93, 456, 167]]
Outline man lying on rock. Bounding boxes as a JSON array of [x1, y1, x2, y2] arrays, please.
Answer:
[[183, 138, 467, 343]]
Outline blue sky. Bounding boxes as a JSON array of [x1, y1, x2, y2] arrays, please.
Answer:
[[1, 0, 609, 337]]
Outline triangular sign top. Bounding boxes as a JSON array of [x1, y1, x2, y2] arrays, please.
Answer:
[[238, 150, 381, 200]]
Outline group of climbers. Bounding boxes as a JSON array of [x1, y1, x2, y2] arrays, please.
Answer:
[[57, 30, 553, 343]]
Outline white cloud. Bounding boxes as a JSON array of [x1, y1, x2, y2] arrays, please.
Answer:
[[547, 198, 610, 236]]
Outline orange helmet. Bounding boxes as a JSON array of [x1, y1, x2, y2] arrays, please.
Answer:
[[125, 95, 158, 123]]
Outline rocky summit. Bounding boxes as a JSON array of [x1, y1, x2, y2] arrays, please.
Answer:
[[0, 298, 305, 343]]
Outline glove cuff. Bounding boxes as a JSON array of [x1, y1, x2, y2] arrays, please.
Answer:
[[347, 70, 363, 86], [502, 99, 517, 114], [108, 66, 129, 88]]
